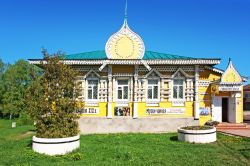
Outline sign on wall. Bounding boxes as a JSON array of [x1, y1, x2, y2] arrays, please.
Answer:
[[77, 108, 99, 114], [146, 108, 167, 114], [211, 84, 219, 95], [219, 86, 241, 92], [199, 107, 210, 116], [168, 108, 185, 114], [115, 107, 130, 116], [146, 108, 185, 115]]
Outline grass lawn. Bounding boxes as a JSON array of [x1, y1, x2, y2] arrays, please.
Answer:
[[0, 120, 250, 166]]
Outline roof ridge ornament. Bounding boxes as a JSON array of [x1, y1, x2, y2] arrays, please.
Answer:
[[125, 0, 128, 20], [105, 0, 145, 60], [221, 58, 242, 83], [123, 0, 128, 28]]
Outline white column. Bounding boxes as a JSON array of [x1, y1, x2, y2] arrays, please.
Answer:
[[160, 78, 164, 101], [81, 80, 85, 101], [143, 79, 147, 102], [194, 65, 200, 120], [107, 65, 113, 119], [133, 65, 139, 118], [99, 80, 103, 102], [138, 79, 142, 102]]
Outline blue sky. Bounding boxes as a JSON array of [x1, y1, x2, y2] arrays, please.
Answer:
[[0, 0, 249, 82]]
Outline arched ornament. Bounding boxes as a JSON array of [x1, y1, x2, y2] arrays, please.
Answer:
[[221, 59, 242, 83], [105, 20, 145, 59]]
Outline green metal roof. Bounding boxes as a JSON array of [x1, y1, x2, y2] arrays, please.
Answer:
[[61, 50, 195, 60]]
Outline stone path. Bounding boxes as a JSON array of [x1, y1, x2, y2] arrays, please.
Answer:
[[218, 112, 250, 138], [218, 128, 250, 138]]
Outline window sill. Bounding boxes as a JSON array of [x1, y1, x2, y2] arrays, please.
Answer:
[[146, 100, 160, 107], [172, 100, 185, 107], [85, 101, 99, 107], [116, 101, 130, 107]]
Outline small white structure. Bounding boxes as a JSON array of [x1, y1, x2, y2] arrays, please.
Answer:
[[178, 127, 216, 143], [32, 135, 80, 155], [11, 122, 16, 128]]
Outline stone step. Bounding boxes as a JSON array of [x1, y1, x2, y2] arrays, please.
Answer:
[[217, 128, 249, 131], [217, 123, 247, 127], [216, 123, 249, 130], [216, 127, 249, 130]]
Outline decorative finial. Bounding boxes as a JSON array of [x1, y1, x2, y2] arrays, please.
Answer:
[[125, 0, 128, 20], [123, 0, 128, 28]]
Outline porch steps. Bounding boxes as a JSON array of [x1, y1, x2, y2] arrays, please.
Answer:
[[216, 123, 249, 131]]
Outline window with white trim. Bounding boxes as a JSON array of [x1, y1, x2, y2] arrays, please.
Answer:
[[147, 79, 159, 100], [87, 80, 98, 100], [173, 79, 184, 99], [117, 80, 129, 100]]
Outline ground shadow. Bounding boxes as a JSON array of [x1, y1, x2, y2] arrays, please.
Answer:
[[29, 129, 36, 132], [27, 141, 32, 148], [170, 136, 178, 142]]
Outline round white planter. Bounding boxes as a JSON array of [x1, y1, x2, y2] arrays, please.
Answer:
[[178, 127, 216, 143], [32, 135, 80, 155]]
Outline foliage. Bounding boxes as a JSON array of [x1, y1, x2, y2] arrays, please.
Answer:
[[68, 152, 83, 161], [0, 59, 42, 119], [17, 112, 34, 126], [25, 50, 79, 138], [181, 125, 213, 130], [0, 119, 250, 166], [0, 59, 6, 117], [205, 120, 220, 126]]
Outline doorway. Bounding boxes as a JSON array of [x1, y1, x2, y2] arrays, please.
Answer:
[[222, 98, 229, 122]]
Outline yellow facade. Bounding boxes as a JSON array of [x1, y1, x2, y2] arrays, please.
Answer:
[[75, 62, 244, 126]]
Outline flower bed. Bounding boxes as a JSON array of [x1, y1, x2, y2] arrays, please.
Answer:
[[32, 135, 80, 156], [181, 126, 213, 130], [178, 126, 216, 143]]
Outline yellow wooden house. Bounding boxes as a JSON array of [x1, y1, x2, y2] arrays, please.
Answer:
[[29, 10, 246, 134]]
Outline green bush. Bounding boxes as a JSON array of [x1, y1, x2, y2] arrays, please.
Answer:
[[181, 126, 213, 130], [69, 153, 83, 161], [17, 112, 34, 126], [205, 120, 220, 126], [25, 50, 80, 138]]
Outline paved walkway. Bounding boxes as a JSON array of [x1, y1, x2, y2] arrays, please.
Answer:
[[219, 112, 250, 138], [219, 128, 250, 138]]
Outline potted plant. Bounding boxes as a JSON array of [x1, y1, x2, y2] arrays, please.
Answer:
[[25, 50, 80, 155], [178, 125, 216, 143]]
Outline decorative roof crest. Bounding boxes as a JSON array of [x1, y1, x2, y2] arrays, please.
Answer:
[[221, 58, 242, 83], [105, 0, 145, 60]]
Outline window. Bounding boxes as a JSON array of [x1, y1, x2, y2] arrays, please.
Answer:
[[173, 79, 184, 99], [117, 80, 129, 100], [87, 80, 98, 100], [147, 79, 159, 100]]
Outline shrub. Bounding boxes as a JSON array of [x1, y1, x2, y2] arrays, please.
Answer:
[[70, 152, 83, 161], [181, 126, 213, 130], [205, 120, 220, 126], [25, 50, 80, 138], [17, 112, 34, 126]]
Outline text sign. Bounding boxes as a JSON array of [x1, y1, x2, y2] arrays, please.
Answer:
[[146, 108, 185, 115], [219, 86, 241, 91], [146, 108, 167, 114], [77, 108, 99, 114]]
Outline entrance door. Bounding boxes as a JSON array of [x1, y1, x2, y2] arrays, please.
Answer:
[[212, 96, 222, 122], [222, 98, 228, 122]]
